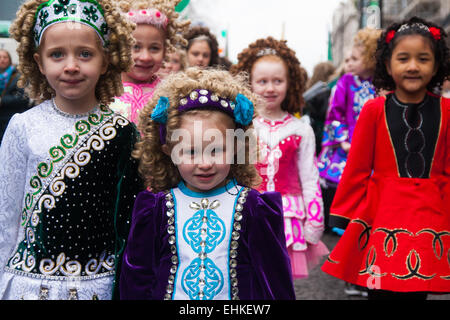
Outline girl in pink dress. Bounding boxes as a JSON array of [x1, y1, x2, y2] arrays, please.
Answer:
[[110, 0, 189, 124], [232, 37, 329, 279]]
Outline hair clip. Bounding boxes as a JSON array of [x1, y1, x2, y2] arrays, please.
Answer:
[[256, 48, 277, 57], [387, 22, 442, 44]]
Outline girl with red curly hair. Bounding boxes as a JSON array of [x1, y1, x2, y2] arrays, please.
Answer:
[[232, 37, 328, 280]]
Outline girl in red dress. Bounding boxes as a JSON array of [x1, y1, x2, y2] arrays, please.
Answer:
[[321, 16, 450, 300]]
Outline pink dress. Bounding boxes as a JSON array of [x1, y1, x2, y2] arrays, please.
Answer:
[[254, 114, 329, 279], [110, 79, 161, 124]]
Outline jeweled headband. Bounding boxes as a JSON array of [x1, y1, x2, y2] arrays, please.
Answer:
[[385, 22, 441, 44], [151, 89, 254, 144], [33, 0, 109, 47], [125, 9, 168, 29]]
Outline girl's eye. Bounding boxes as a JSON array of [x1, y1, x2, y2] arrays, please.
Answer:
[[80, 51, 92, 58], [133, 45, 141, 51], [50, 51, 63, 59]]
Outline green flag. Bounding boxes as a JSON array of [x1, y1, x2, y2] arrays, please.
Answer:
[[175, 0, 190, 12]]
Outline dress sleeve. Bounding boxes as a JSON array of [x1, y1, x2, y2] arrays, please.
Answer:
[[119, 191, 161, 300], [0, 115, 28, 287], [322, 75, 350, 148], [329, 98, 380, 228], [111, 124, 144, 299], [443, 98, 450, 210], [297, 124, 324, 244], [247, 191, 296, 300]]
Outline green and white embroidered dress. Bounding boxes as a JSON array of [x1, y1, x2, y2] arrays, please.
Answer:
[[0, 100, 141, 300]]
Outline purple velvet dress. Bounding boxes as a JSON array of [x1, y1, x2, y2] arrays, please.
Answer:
[[119, 180, 295, 300], [318, 73, 376, 186]]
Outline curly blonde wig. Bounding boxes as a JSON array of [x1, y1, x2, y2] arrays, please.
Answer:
[[118, 0, 190, 57], [231, 37, 306, 115], [353, 27, 382, 73], [9, 0, 135, 105], [133, 67, 262, 192]]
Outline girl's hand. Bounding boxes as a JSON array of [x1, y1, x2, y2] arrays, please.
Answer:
[[341, 141, 351, 153]]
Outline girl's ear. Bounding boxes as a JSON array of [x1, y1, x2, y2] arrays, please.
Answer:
[[385, 59, 392, 76], [33, 53, 45, 75]]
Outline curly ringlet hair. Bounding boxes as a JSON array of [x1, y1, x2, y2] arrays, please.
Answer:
[[118, 0, 190, 59], [230, 37, 306, 115], [373, 16, 450, 93], [133, 67, 262, 192], [352, 27, 382, 75], [183, 26, 219, 67], [9, 0, 136, 105]]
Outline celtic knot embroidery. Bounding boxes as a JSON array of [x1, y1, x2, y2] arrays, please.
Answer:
[[351, 219, 372, 251], [359, 246, 387, 278], [392, 249, 436, 280], [373, 228, 413, 257], [181, 198, 225, 300], [416, 229, 450, 260]]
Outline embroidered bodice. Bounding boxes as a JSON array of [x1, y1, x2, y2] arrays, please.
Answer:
[[0, 100, 141, 299], [110, 80, 160, 123]]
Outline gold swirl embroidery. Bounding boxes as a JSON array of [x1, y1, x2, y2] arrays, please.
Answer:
[[391, 249, 436, 280]]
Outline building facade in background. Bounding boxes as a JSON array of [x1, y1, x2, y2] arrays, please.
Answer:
[[330, 0, 449, 67]]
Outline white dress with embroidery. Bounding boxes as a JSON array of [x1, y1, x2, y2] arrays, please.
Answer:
[[0, 100, 140, 299], [254, 114, 329, 279]]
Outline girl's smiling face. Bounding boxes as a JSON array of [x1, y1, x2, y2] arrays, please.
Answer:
[[386, 34, 437, 103], [164, 111, 233, 193], [123, 24, 165, 83]]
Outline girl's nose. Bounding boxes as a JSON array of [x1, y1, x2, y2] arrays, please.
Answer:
[[138, 49, 153, 62], [407, 59, 420, 72], [64, 57, 79, 72]]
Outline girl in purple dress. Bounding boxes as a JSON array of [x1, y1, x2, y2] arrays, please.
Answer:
[[119, 68, 295, 300], [318, 28, 382, 233]]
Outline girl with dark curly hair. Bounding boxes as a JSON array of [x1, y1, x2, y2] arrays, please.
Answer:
[[0, 0, 143, 300], [232, 37, 328, 280], [322, 17, 450, 300], [183, 25, 219, 68]]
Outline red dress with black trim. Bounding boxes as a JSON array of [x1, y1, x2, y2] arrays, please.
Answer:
[[321, 93, 450, 292]]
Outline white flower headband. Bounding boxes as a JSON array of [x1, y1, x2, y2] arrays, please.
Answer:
[[33, 0, 110, 47], [125, 8, 169, 29]]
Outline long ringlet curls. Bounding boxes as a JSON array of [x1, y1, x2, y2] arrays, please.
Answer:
[[133, 67, 262, 192], [9, 0, 136, 105], [373, 16, 450, 93]]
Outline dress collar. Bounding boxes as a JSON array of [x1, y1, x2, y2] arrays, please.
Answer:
[[177, 179, 238, 198]]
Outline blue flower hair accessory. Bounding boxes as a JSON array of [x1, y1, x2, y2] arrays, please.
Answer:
[[234, 93, 254, 126], [151, 96, 170, 124], [151, 90, 254, 144]]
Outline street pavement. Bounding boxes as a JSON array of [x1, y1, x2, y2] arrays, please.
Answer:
[[293, 232, 450, 300]]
